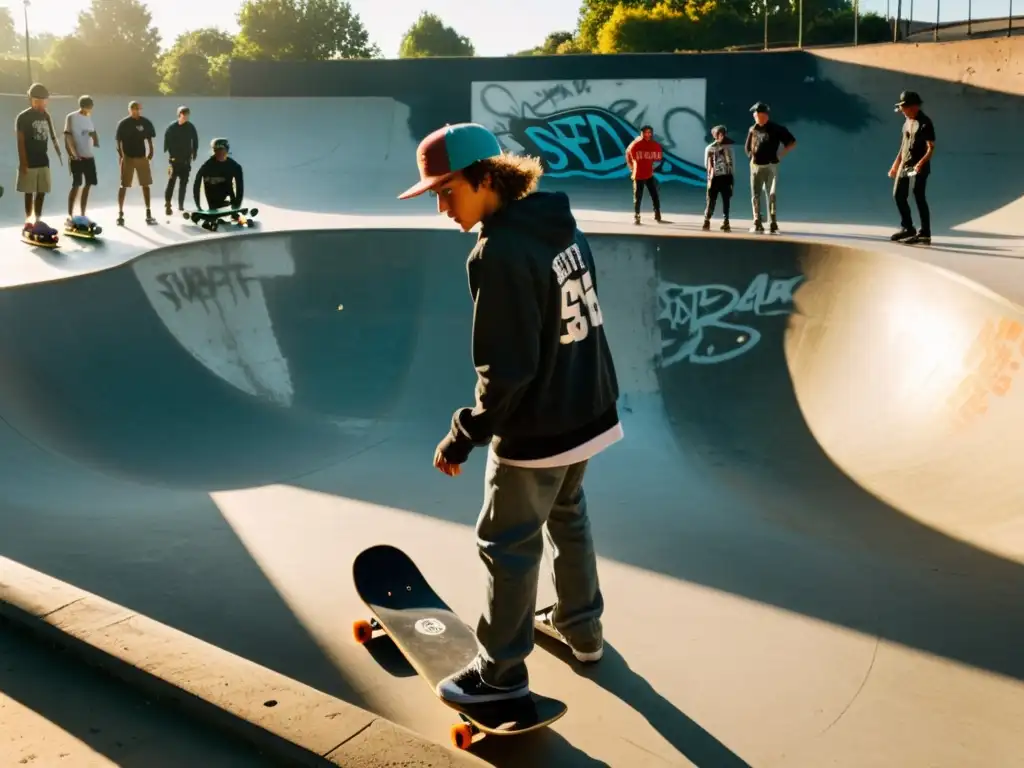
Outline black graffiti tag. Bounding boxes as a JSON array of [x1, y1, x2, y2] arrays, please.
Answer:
[[155, 262, 258, 312], [657, 274, 804, 365]]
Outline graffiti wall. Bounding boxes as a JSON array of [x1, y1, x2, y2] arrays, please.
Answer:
[[470, 78, 708, 186]]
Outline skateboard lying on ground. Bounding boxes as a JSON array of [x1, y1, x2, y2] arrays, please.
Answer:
[[63, 215, 102, 240], [21, 221, 59, 248], [183, 206, 259, 231], [352, 544, 567, 750]]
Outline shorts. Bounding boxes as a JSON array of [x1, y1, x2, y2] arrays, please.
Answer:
[[17, 166, 51, 195], [120, 156, 153, 187], [71, 157, 98, 187]]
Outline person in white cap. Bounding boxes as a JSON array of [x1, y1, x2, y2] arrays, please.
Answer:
[[398, 122, 623, 705]]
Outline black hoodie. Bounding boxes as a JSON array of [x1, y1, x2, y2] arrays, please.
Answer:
[[448, 191, 621, 463]]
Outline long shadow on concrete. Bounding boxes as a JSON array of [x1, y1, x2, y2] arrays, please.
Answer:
[[0, 618, 278, 766]]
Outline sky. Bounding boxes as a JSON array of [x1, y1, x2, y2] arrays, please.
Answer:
[[7, 0, 1016, 57]]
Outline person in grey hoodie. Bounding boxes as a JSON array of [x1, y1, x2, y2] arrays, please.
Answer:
[[398, 122, 622, 706]]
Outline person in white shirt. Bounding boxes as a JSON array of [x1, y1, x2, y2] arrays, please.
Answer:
[[702, 125, 736, 232], [64, 95, 100, 224]]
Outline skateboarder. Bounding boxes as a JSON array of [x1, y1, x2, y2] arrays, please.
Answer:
[[398, 122, 622, 705], [64, 95, 100, 225], [888, 90, 935, 245], [115, 100, 157, 225], [16, 82, 62, 235], [164, 105, 199, 215], [192, 138, 244, 211], [703, 124, 735, 232], [744, 102, 796, 233], [625, 125, 663, 224]]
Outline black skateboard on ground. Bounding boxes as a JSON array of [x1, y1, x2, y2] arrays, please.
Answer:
[[183, 206, 259, 231], [352, 544, 567, 750]]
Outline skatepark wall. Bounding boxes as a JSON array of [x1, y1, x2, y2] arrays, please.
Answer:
[[227, 39, 1023, 235]]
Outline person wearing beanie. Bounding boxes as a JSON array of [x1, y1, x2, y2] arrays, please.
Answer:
[[192, 137, 244, 211], [16, 82, 62, 237]]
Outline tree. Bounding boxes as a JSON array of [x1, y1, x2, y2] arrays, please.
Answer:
[[576, 0, 658, 51], [0, 8, 17, 55], [398, 12, 475, 58], [44, 0, 161, 94], [234, 0, 380, 61], [513, 31, 575, 56], [157, 28, 235, 95], [597, 3, 694, 53]]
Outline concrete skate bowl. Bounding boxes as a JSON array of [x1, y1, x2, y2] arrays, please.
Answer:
[[0, 228, 1023, 687]]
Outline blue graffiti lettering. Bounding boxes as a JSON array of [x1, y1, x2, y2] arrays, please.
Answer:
[[657, 274, 804, 366], [509, 105, 705, 185]]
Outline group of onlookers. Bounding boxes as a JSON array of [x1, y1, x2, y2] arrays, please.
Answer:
[[15, 82, 245, 234], [625, 90, 935, 245]]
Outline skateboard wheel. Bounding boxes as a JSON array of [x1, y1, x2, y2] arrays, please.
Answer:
[[352, 619, 373, 644], [450, 723, 474, 750]]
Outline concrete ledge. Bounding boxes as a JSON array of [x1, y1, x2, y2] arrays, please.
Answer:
[[0, 556, 486, 767]]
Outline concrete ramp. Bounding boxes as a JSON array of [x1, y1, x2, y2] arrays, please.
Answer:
[[1, 229, 1022, 765]]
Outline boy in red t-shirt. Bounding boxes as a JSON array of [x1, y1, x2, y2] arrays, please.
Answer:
[[625, 125, 663, 225]]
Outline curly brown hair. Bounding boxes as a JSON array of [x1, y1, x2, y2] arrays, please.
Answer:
[[461, 153, 545, 204]]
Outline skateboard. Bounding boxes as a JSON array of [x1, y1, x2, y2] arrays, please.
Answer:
[[21, 222, 59, 248], [183, 206, 259, 232], [351, 544, 567, 750], [63, 215, 102, 240]]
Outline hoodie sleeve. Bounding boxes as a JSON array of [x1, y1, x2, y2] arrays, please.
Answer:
[[449, 236, 542, 447], [232, 160, 244, 204]]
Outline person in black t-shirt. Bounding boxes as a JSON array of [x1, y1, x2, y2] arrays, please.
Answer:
[[744, 102, 796, 234], [164, 105, 199, 215], [115, 101, 157, 225], [15, 82, 62, 232], [888, 90, 936, 245]]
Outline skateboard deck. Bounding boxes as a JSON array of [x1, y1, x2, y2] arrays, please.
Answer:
[[183, 206, 259, 231], [63, 218, 102, 240], [352, 544, 567, 750], [21, 225, 58, 248]]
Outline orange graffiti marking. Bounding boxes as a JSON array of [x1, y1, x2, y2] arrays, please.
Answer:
[[949, 317, 1024, 426]]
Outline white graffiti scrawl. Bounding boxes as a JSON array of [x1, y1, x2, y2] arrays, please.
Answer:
[[657, 273, 804, 366]]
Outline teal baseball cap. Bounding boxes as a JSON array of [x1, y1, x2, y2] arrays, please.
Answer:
[[398, 122, 503, 200]]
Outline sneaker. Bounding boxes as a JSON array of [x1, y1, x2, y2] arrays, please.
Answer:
[[435, 655, 530, 705], [654, 212, 664, 223], [701, 218, 710, 231], [535, 606, 603, 663], [769, 220, 779, 234], [903, 234, 931, 245], [890, 227, 916, 241], [750, 221, 765, 234], [721, 219, 731, 232], [634, 214, 641, 225]]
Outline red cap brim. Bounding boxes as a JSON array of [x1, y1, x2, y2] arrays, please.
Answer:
[[397, 172, 455, 200]]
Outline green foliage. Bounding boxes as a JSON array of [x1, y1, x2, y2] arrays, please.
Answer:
[[398, 12, 475, 58], [513, 31, 575, 56], [234, 0, 380, 61], [576, 0, 874, 52], [0, 7, 17, 55], [158, 28, 235, 95], [43, 0, 161, 94]]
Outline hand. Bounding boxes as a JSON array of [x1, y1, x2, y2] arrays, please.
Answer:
[[18, 164, 26, 176], [888, 166, 899, 179], [433, 448, 462, 477], [147, 151, 153, 160], [913, 162, 924, 175]]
